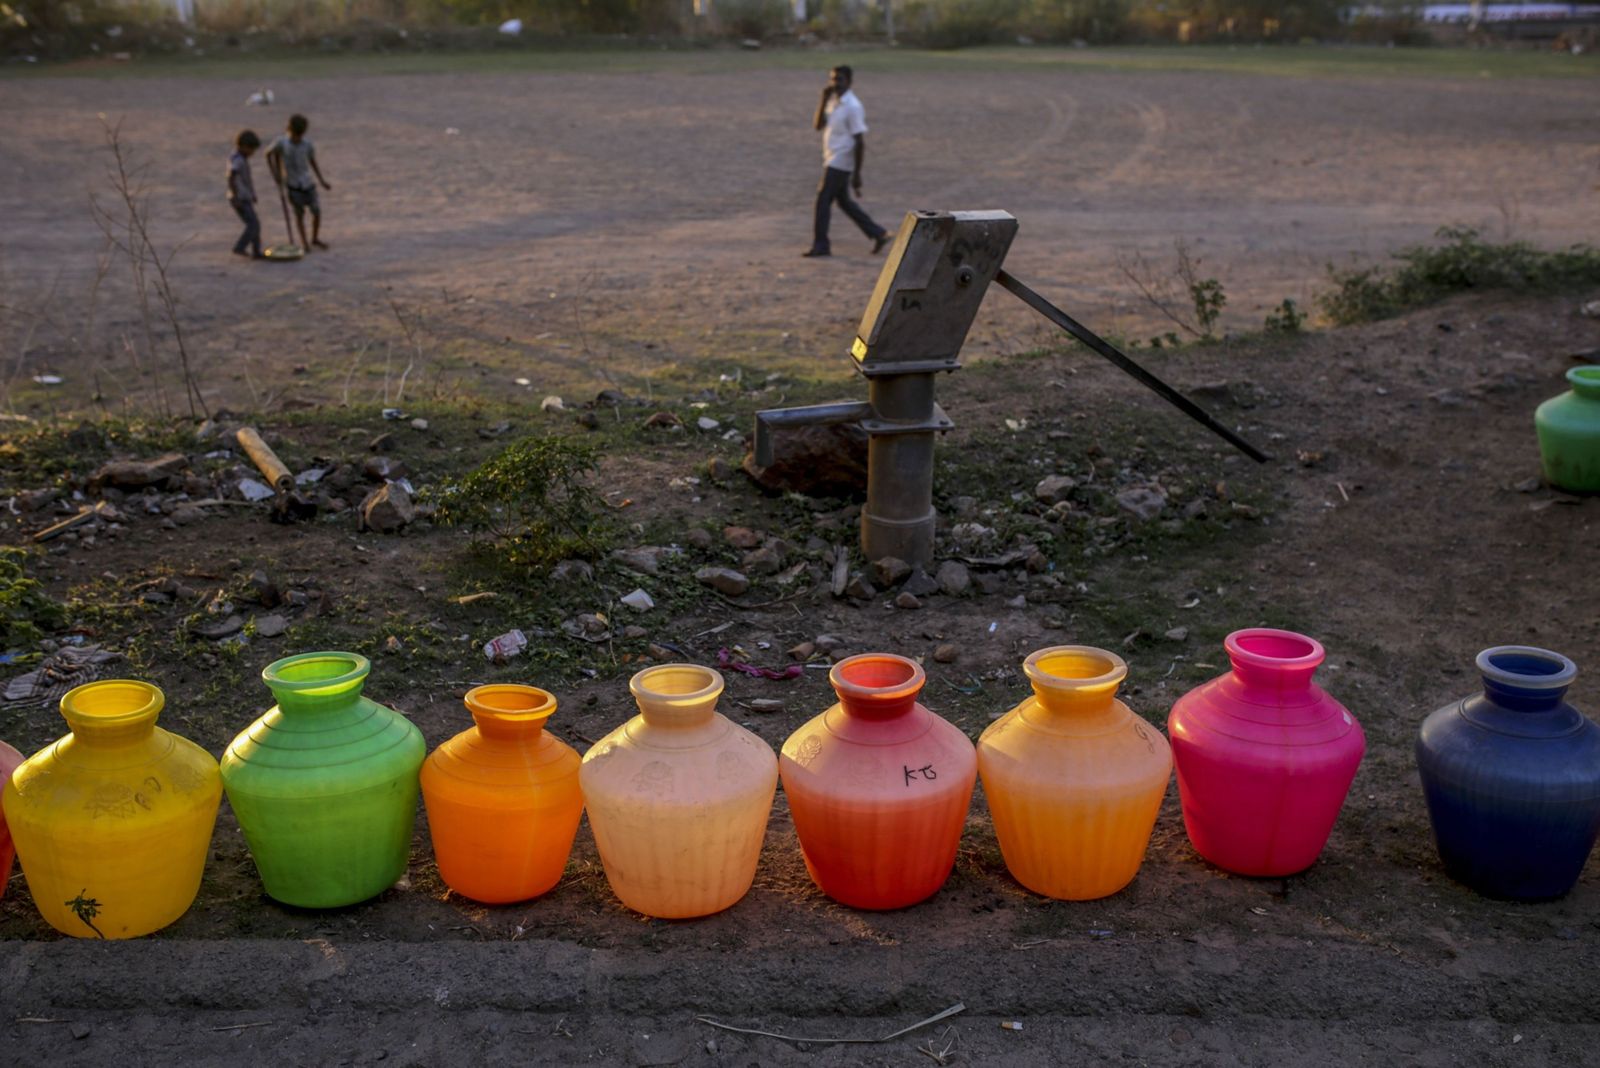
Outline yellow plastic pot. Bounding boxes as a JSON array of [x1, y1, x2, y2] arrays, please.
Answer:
[[2, 680, 222, 938]]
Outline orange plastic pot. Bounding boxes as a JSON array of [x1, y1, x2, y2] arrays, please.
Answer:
[[978, 646, 1171, 900], [780, 653, 977, 910], [420, 685, 583, 904]]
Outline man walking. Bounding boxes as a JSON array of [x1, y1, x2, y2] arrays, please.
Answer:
[[803, 66, 891, 259]]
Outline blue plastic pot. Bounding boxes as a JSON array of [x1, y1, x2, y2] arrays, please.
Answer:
[[1416, 646, 1600, 900]]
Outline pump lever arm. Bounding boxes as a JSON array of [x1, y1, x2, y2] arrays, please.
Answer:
[[994, 269, 1269, 464]]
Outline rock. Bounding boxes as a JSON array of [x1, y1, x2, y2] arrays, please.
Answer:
[[369, 432, 395, 453], [705, 456, 732, 482], [902, 568, 941, 597], [360, 482, 415, 533], [385, 635, 404, 654], [1034, 474, 1077, 504], [1116, 485, 1168, 522], [685, 528, 715, 550], [1164, 626, 1189, 642], [742, 421, 868, 499], [619, 588, 655, 611], [873, 556, 912, 588], [743, 543, 785, 575], [1004, 594, 1027, 609], [695, 567, 750, 596], [622, 625, 648, 639], [410, 418, 429, 431], [936, 560, 971, 597], [575, 411, 600, 430], [746, 698, 784, 713], [611, 546, 680, 576], [643, 411, 681, 429], [973, 571, 1007, 596], [947, 522, 996, 548], [194, 614, 244, 640], [723, 525, 762, 549], [88, 452, 188, 491], [933, 643, 959, 664], [647, 643, 674, 660], [245, 569, 281, 606], [551, 559, 595, 583], [1230, 502, 1262, 520], [788, 641, 816, 661], [17, 488, 60, 512], [70, 1022, 91, 1041], [540, 395, 565, 413], [814, 634, 844, 653], [1513, 477, 1541, 493], [1025, 550, 1049, 573], [362, 455, 408, 482], [170, 504, 205, 527], [843, 572, 877, 601], [894, 592, 922, 610], [254, 613, 288, 638], [696, 416, 720, 431], [1582, 299, 1600, 319]]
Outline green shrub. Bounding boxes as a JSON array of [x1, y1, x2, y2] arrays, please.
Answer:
[[1263, 297, 1305, 334], [1320, 226, 1600, 326], [431, 435, 613, 575], [0, 548, 64, 650]]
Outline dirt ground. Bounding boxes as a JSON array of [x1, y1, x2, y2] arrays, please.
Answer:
[[2, 47, 1600, 1067]]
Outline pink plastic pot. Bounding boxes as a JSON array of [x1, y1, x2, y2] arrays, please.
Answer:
[[1167, 629, 1364, 876], [0, 738, 23, 899]]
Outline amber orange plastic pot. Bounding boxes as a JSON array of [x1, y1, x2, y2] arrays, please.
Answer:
[[780, 653, 976, 910], [978, 646, 1170, 900], [580, 664, 778, 919], [421, 684, 583, 904]]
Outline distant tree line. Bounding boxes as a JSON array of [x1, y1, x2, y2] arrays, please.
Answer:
[[3, 0, 1427, 52]]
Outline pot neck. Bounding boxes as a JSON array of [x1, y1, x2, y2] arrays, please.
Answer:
[[629, 664, 723, 730], [263, 651, 371, 716], [1021, 646, 1127, 731], [1568, 366, 1600, 401], [829, 654, 925, 721], [1476, 645, 1575, 713], [60, 679, 163, 746], [465, 684, 555, 741], [1224, 628, 1324, 695]]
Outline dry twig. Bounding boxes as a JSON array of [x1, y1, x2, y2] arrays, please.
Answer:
[[694, 1002, 965, 1047]]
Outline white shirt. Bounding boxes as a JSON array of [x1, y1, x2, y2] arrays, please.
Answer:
[[823, 89, 868, 172]]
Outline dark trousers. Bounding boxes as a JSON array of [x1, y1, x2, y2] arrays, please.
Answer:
[[232, 200, 261, 256], [811, 166, 884, 254]]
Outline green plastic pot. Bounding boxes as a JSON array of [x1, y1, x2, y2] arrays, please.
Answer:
[[221, 652, 425, 908], [1536, 367, 1600, 494]]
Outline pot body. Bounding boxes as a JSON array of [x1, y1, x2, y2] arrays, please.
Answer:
[[580, 664, 777, 919], [222, 652, 425, 908], [1168, 629, 1364, 877], [421, 684, 583, 904], [1, 681, 221, 938], [780, 654, 976, 910], [1535, 367, 1600, 493], [1417, 646, 1600, 900], [0, 738, 21, 899], [978, 647, 1171, 900]]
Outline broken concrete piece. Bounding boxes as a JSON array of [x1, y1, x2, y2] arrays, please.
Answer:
[[360, 482, 415, 533], [695, 567, 749, 596]]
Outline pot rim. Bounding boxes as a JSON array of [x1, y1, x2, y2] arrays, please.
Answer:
[[465, 683, 557, 723], [629, 663, 724, 705], [1224, 628, 1325, 671], [262, 650, 372, 692], [828, 652, 925, 700], [1022, 645, 1127, 690], [61, 678, 164, 728], [1475, 645, 1577, 691]]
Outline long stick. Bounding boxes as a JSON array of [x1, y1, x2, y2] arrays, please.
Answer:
[[994, 270, 1269, 463], [274, 171, 297, 250], [694, 1002, 965, 1046]]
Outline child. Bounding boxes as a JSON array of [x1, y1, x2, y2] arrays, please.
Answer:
[[267, 113, 332, 251], [228, 130, 263, 259]]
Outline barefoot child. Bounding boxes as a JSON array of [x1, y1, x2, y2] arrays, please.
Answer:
[[267, 113, 332, 251], [228, 130, 263, 259]]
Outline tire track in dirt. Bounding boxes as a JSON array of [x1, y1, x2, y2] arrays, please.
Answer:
[[1087, 95, 1170, 192], [918, 93, 1075, 207]]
